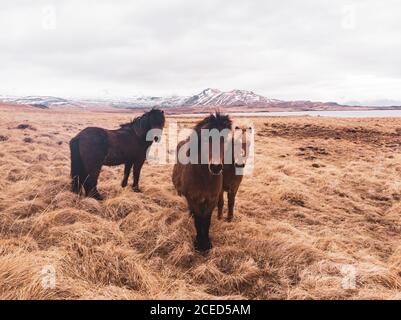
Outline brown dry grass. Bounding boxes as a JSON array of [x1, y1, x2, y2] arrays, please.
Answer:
[[1, 104, 401, 300]]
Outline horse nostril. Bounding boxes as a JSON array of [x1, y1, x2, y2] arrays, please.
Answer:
[[154, 136, 159, 142], [209, 163, 223, 175]]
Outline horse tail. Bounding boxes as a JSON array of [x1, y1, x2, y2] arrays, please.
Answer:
[[70, 137, 85, 194]]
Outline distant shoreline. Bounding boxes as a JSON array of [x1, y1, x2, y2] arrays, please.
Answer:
[[2, 102, 401, 118], [170, 109, 401, 118]]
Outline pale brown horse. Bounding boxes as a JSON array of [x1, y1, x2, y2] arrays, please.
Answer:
[[218, 120, 253, 222], [172, 112, 232, 251], [70, 108, 165, 200]]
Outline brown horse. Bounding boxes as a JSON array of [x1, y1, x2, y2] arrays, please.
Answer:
[[172, 112, 232, 251], [217, 121, 253, 222], [70, 108, 165, 200]]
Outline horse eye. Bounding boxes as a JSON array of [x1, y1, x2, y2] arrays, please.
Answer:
[[235, 126, 240, 130]]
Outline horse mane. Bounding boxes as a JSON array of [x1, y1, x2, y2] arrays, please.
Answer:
[[193, 112, 232, 133], [119, 115, 142, 130], [119, 108, 165, 131]]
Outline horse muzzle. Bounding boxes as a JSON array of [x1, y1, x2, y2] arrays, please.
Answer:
[[209, 163, 223, 175]]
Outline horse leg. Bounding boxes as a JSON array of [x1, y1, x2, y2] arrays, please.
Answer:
[[227, 189, 238, 222], [84, 165, 103, 200], [121, 162, 133, 188], [203, 212, 212, 249], [78, 130, 108, 200], [194, 214, 205, 251], [194, 213, 212, 252], [132, 159, 144, 192], [217, 191, 224, 220]]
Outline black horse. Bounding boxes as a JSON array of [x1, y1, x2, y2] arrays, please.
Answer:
[[69, 108, 165, 200]]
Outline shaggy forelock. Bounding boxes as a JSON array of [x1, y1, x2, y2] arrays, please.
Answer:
[[194, 112, 232, 132]]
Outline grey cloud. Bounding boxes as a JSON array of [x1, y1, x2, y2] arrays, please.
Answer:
[[0, 0, 400, 101]]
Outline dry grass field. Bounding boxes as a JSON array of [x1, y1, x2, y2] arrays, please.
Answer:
[[1, 104, 401, 299]]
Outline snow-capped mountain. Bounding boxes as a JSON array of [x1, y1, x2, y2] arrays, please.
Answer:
[[0, 94, 189, 109], [184, 88, 282, 107], [109, 95, 190, 108], [0, 95, 72, 107], [2, 89, 390, 111], [1, 89, 282, 109]]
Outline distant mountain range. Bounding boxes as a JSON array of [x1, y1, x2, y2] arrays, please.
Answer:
[[183, 88, 282, 107], [344, 99, 401, 107], [1, 89, 401, 112]]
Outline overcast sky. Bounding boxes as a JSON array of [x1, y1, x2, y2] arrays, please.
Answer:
[[1, 0, 401, 103]]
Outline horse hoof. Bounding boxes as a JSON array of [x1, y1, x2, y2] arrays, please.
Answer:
[[194, 239, 212, 252], [121, 181, 128, 188], [226, 216, 233, 222], [90, 193, 104, 201], [132, 186, 141, 193]]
